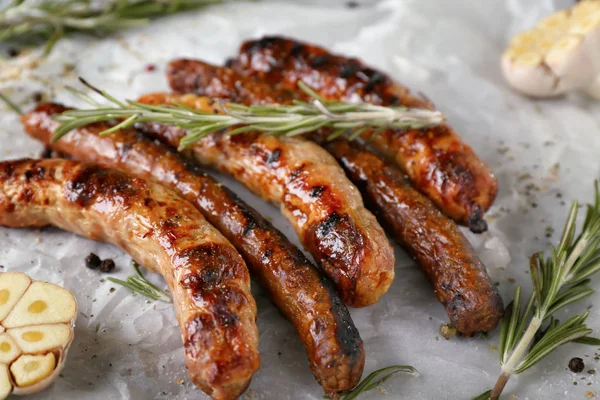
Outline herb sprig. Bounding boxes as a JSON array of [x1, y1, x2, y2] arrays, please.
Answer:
[[51, 78, 444, 148], [474, 183, 600, 400], [1, 0, 224, 55], [338, 365, 418, 400], [107, 260, 171, 303]]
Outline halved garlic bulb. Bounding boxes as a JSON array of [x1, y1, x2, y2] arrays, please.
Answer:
[[502, 0, 600, 99], [0, 272, 77, 399]]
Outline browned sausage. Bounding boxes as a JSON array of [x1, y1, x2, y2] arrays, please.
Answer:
[[229, 36, 498, 233], [22, 103, 365, 395], [165, 59, 503, 334], [324, 140, 503, 334], [135, 93, 396, 308], [0, 158, 259, 400]]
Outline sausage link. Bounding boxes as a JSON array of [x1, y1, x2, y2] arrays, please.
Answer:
[[324, 140, 504, 334], [229, 36, 498, 233], [165, 59, 503, 333], [0, 158, 259, 400], [135, 93, 396, 308], [22, 103, 365, 395]]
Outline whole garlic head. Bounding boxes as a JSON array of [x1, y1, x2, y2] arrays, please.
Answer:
[[502, 0, 600, 99], [0, 272, 77, 399]]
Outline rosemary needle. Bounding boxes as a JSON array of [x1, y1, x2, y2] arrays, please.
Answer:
[[51, 78, 444, 147], [107, 260, 171, 303], [473, 182, 600, 400]]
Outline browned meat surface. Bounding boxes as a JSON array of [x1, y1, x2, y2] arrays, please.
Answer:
[[135, 93, 396, 308], [325, 140, 504, 334], [228, 36, 498, 233], [0, 158, 259, 400], [22, 103, 365, 395], [165, 59, 504, 334]]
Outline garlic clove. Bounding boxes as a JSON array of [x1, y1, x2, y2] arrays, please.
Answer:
[[0, 364, 11, 400], [0, 272, 31, 321], [2, 282, 76, 328], [8, 324, 72, 355], [0, 333, 21, 364], [10, 353, 56, 388]]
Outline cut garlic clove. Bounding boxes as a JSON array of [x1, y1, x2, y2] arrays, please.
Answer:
[[2, 282, 76, 328], [10, 353, 56, 388], [0, 272, 31, 321], [0, 364, 11, 400], [0, 333, 21, 364], [8, 324, 72, 354]]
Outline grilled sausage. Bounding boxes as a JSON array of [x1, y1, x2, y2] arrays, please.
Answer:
[[135, 93, 396, 308], [165, 59, 503, 333], [0, 158, 259, 400], [22, 103, 365, 395], [324, 140, 503, 334], [229, 36, 498, 233]]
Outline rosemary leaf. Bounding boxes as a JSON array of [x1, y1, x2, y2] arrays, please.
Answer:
[[107, 261, 171, 303], [572, 336, 600, 346], [471, 390, 492, 400]]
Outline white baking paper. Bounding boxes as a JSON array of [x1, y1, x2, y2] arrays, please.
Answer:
[[1, 0, 600, 399]]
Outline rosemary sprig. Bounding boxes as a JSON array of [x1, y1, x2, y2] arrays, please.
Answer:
[[0, 0, 224, 55], [330, 365, 418, 400], [52, 78, 444, 148], [474, 182, 600, 400], [107, 260, 171, 303]]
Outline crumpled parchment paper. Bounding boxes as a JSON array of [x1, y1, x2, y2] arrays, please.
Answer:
[[1, 0, 600, 399]]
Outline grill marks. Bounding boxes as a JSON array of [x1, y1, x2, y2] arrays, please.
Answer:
[[232, 36, 408, 105], [66, 164, 139, 207]]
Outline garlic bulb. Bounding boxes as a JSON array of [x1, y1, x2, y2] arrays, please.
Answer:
[[502, 0, 600, 99], [0, 272, 77, 399]]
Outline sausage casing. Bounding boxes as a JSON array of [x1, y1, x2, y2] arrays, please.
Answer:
[[135, 93, 396, 308], [230, 36, 498, 233], [0, 158, 259, 400], [165, 59, 504, 334], [22, 103, 365, 395]]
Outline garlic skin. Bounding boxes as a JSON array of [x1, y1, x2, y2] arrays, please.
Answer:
[[0, 272, 77, 399], [501, 1, 600, 99]]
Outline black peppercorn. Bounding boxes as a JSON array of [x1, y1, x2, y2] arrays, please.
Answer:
[[32, 92, 44, 103], [569, 357, 585, 373], [85, 253, 101, 270], [7, 47, 19, 58], [99, 259, 115, 273]]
